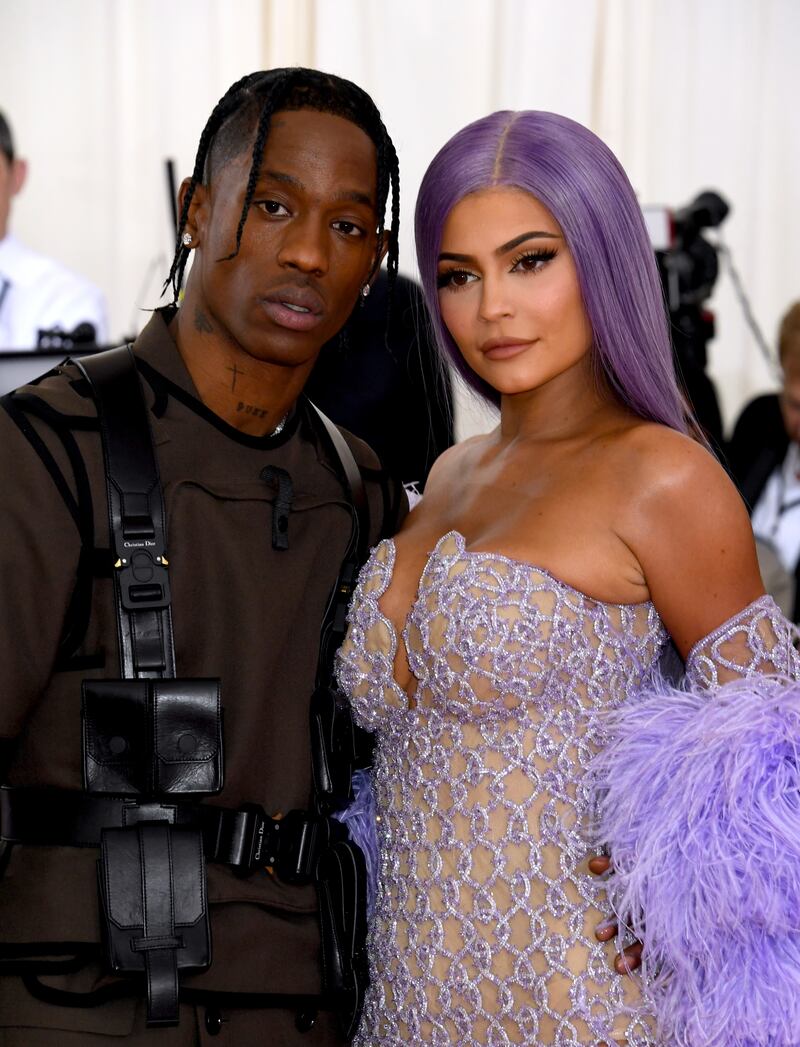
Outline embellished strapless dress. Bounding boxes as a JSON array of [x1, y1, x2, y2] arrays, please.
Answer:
[[336, 532, 669, 1045]]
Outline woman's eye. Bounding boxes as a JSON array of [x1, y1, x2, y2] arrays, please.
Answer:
[[256, 199, 290, 216], [511, 248, 557, 273], [332, 220, 365, 238], [437, 269, 476, 290]]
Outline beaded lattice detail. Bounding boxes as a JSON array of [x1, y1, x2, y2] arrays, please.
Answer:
[[684, 594, 799, 689], [337, 532, 670, 1045]]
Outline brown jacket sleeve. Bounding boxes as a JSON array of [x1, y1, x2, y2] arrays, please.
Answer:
[[0, 395, 84, 738]]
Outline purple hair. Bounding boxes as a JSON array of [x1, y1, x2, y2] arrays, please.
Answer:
[[415, 111, 689, 432]]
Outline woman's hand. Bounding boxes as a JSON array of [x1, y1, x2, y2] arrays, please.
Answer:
[[588, 853, 643, 975]]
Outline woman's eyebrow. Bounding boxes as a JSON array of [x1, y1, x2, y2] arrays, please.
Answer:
[[438, 229, 562, 263], [495, 230, 562, 254]]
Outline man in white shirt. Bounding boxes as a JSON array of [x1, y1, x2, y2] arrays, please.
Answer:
[[0, 111, 108, 350], [729, 301, 800, 618]]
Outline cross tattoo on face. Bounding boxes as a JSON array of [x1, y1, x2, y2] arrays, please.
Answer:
[[226, 363, 243, 391]]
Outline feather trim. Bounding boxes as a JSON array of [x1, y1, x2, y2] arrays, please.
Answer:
[[592, 672, 800, 1047], [332, 768, 379, 916]]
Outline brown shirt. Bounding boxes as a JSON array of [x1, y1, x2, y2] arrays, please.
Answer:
[[0, 312, 404, 997]]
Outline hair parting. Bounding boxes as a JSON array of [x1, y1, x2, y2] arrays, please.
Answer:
[[415, 110, 691, 435]]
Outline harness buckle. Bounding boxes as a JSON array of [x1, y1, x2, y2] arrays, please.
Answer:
[[114, 541, 171, 611], [211, 805, 331, 884]]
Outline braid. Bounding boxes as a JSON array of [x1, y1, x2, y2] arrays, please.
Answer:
[[385, 147, 401, 324], [217, 73, 291, 263], [163, 67, 402, 331], [163, 71, 265, 302]]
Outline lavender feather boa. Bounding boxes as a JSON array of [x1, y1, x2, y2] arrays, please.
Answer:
[[592, 671, 800, 1047], [332, 768, 379, 916]]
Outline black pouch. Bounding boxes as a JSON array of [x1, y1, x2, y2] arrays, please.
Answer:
[[98, 822, 210, 1026], [316, 839, 369, 1039], [82, 679, 223, 797]]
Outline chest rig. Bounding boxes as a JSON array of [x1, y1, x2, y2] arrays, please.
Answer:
[[0, 345, 373, 1034]]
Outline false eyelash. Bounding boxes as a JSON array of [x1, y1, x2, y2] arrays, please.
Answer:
[[509, 247, 558, 270]]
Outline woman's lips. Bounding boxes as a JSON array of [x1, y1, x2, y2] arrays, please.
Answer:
[[481, 339, 536, 360]]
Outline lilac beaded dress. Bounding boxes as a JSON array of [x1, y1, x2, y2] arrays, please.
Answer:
[[335, 531, 800, 1047]]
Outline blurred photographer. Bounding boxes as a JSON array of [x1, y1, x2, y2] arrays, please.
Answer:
[[0, 110, 108, 350], [646, 191, 729, 456], [728, 301, 800, 619]]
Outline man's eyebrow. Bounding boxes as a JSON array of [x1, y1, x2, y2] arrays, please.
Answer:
[[258, 171, 374, 209], [438, 230, 561, 263], [260, 169, 304, 190], [333, 189, 375, 208]]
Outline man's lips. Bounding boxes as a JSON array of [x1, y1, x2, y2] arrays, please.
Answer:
[[260, 286, 325, 332], [479, 337, 536, 360]]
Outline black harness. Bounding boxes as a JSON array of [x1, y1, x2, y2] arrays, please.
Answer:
[[0, 346, 375, 1035]]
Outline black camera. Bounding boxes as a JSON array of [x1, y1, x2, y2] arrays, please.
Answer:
[[643, 190, 730, 449]]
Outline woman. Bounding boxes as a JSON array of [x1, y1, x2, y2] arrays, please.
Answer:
[[337, 111, 800, 1046]]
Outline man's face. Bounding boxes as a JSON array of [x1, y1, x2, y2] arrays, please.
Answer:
[[186, 108, 383, 367], [0, 153, 26, 241]]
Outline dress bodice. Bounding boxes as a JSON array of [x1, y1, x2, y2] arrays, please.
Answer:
[[339, 530, 668, 729], [336, 533, 797, 1046], [336, 532, 669, 1046]]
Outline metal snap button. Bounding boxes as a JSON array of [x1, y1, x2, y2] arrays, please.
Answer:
[[204, 1007, 224, 1036]]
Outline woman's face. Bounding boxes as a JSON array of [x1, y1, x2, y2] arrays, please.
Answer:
[[437, 186, 593, 398]]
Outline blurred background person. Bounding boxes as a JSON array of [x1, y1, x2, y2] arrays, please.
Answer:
[[0, 110, 108, 351], [728, 301, 800, 618], [307, 271, 454, 494]]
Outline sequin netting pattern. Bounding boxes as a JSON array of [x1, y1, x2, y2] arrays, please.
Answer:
[[336, 532, 668, 1046]]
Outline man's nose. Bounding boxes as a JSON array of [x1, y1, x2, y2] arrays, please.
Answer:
[[277, 217, 329, 276]]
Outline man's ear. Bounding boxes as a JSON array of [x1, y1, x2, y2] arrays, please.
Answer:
[[11, 158, 27, 196], [178, 177, 209, 245]]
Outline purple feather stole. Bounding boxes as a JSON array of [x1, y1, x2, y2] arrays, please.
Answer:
[[332, 768, 380, 916], [592, 671, 800, 1047]]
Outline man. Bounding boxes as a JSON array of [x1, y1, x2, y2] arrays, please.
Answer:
[[728, 300, 800, 619], [0, 69, 403, 1045], [0, 110, 108, 349]]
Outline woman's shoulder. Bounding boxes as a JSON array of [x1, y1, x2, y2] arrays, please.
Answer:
[[612, 420, 752, 567], [612, 422, 764, 656], [611, 421, 733, 503]]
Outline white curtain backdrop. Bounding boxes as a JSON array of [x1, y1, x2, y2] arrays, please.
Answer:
[[1, 0, 797, 437]]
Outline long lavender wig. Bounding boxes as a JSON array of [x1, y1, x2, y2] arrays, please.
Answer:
[[415, 111, 689, 432]]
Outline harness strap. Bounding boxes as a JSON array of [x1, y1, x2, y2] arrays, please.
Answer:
[[0, 787, 340, 884], [138, 825, 180, 1024], [75, 347, 175, 680], [305, 400, 370, 695]]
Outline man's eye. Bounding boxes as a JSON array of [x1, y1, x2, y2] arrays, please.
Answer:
[[333, 220, 365, 238], [256, 200, 290, 216]]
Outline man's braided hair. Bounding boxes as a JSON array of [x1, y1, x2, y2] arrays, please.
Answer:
[[164, 68, 400, 306]]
